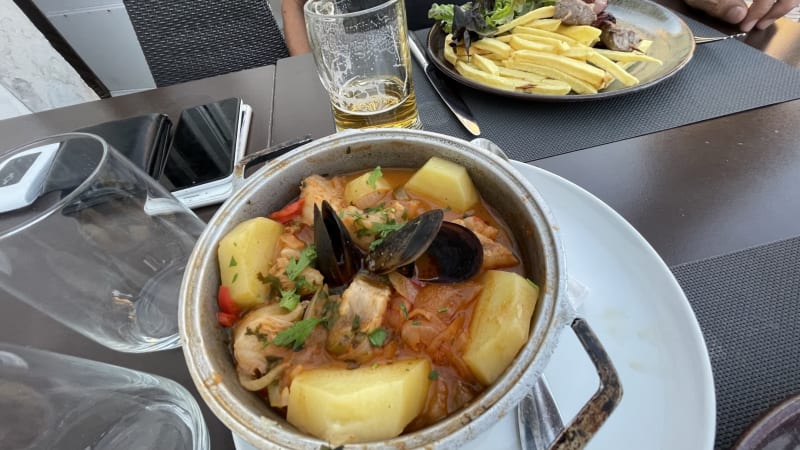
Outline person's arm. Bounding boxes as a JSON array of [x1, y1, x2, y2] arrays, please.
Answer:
[[683, 0, 800, 31], [282, 0, 312, 55]]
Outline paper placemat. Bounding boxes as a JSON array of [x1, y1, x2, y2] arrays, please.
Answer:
[[671, 237, 800, 449], [413, 16, 800, 162]]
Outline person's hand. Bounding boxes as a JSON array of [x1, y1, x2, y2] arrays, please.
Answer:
[[684, 0, 800, 31]]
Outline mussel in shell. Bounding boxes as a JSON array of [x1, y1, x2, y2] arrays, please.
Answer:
[[413, 221, 483, 283], [365, 210, 444, 275], [314, 201, 363, 287], [314, 202, 483, 285]]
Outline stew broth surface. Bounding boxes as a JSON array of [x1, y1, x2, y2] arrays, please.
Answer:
[[225, 167, 526, 434]]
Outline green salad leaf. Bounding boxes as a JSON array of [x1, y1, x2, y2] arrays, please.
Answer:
[[428, 0, 555, 37]]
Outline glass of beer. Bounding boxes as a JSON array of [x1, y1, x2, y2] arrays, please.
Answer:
[[304, 0, 421, 131]]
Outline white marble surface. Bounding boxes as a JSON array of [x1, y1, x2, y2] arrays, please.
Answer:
[[0, 1, 97, 118], [0, 83, 31, 120]]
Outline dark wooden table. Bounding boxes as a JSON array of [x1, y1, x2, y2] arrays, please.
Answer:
[[1, 3, 799, 449]]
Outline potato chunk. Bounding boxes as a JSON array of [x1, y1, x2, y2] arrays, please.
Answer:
[[217, 217, 283, 309], [463, 270, 538, 385], [344, 170, 392, 209], [287, 358, 431, 444], [404, 157, 479, 212]]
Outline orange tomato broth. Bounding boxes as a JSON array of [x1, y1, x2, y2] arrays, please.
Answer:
[[248, 168, 523, 431]]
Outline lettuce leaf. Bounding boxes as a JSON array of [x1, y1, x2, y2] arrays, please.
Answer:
[[428, 0, 557, 38]]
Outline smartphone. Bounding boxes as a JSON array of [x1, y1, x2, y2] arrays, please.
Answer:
[[159, 98, 252, 208]]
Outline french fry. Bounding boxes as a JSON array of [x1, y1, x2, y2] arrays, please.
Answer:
[[444, 35, 458, 66], [495, 6, 557, 34], [503, 60, 598, 94], [560, 46, 594, 60], [455, 61, 518, 91], [497, 66, 547, 82], [512, 26, 579, 45], [508, 36, 556, 53], [471, 38, 513, 59], [497, 67, 572, 94], [587, 52, 639, 87], [618, 40, 654, 70], [518, 79, 572, 95], [509, 34, 569, 52], [594, 47, 663, 64], [512, 50, 611, 87], [471, 53, 500, 75], [455, 46, 491, 57], [523, 18, 562, 31], [555, 25, 602, 46]]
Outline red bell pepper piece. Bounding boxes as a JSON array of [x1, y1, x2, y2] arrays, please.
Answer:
[[268, 198, 305, 224], [217, 285, 241, 315], [217, 312, 238, 328]]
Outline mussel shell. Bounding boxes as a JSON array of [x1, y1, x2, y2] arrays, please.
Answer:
[[415, 222, 483, 283], [313, 201, 362, 287], [364, 209, 444, 274]]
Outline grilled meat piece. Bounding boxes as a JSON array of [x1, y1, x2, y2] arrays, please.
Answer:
[[554, 0, 597, 25], [599, 22, 641, 51]]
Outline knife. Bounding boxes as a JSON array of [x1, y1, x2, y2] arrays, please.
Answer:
[[408, 32, 481, 136]]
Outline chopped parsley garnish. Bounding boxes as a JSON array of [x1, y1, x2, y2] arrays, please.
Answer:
[[399, 303, 408, 319], [371, 221, 405, 234], [349, 209, 366, 221], [245, 325, 270, 348], [286, 244, 317, 281], [232, 273, 239, 284], [229, 256, 237, 267], [363, 203, 386, 214], [351, 314, 361, 331], [346, 206, 407, 250], [257, 273, 283, 298], [437, 307, 448, 313], [279, 289, 300, 311], [368, 221, 405, 250], [272, 317, 322, 351], [294, 275, 313, 292], [368, 327, 387, 347], [412, 319, 421, 326], [366, 166, 382, 189], [428, 370, 439, 380]]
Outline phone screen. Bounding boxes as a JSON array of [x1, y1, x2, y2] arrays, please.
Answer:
[[159, 98, 242, 192]]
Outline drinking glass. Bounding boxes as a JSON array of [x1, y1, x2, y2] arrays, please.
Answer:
[[0, 133, 206, 353], [0, 342, 209, 450], [304, 0, 421, 130]]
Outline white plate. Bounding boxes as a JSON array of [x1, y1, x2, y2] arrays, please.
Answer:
[[234, 161, 716, 450]]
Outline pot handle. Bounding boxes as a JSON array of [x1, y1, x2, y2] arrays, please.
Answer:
[[521, 317, 623, 450], [232, 136, 313, 191]]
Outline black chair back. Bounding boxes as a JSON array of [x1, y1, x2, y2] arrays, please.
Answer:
[[123, 0, 289, 87]]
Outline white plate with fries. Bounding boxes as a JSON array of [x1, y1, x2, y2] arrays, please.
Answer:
[[426, 0, 696, 100]]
